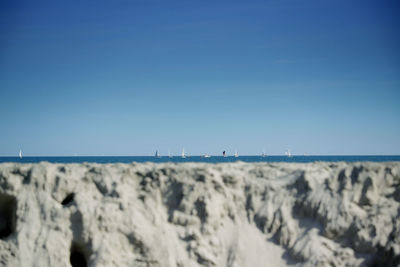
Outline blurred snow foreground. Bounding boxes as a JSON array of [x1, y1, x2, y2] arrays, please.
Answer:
[[0, 161, 399, 267]]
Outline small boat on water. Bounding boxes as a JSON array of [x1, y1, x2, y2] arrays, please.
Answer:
[[181, 148, 186, 158], [261, 151, 266, 157], [203, 154, 211, 158], [223, 150, 227, 157], [155, 150, 160, 158], [234, 150, 239, 158], [19, 149, 22, 159], [285, 149, 292, 157]]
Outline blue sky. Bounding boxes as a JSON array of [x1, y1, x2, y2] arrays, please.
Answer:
[[1, 0, 399, 156]]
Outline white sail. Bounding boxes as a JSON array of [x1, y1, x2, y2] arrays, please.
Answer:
[[234, 150, 238, 157], [19, 149, 22, 159], [181, 148, 186, 158]]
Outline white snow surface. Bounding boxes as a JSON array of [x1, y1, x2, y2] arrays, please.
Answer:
[[0, 161, 399, 266]]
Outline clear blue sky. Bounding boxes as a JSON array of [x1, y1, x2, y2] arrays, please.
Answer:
[[1, 0, 399, 156]]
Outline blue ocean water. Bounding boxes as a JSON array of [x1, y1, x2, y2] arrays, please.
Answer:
[[0, 155, 399, 164]]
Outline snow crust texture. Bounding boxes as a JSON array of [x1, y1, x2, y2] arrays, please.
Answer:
[[0, 162, 399, 267]]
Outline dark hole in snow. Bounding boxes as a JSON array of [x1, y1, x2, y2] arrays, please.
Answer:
[[0, 193, 17, 239], [70, 244, 87, 267], [62, 193, 75, 206]]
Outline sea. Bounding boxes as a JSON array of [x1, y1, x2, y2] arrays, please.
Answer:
[[0, 155, 399, 164]]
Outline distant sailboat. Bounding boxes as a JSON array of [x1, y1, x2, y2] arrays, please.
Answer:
[[181, 148, 186, 158], [261, 151, 266, 157], [155, 150, 160, 158], [234, 150, 239, 158], [168, 149, 172, 158], [223, 150, 227, 157], [19, 149, 22, 159], [285, 149, 292, 157]]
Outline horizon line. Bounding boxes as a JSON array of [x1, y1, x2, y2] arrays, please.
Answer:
[[1, 154, 400, 157]]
